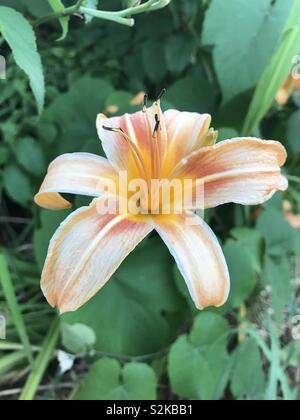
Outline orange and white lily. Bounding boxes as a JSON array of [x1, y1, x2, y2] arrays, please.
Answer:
[[35, 97, 288, 314]]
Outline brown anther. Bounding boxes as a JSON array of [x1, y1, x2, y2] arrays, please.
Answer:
[[143, 94, 148, 111], [156, 88, 166, 102], [153, 114, 160, 137], [102, 125, 117, 132]]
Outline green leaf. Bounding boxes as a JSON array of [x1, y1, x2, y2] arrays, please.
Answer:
[[0, 7, 45, 113], [202, 0, 293, 102], [287, 110, 300, 153], [257, 207, 297, 256], [34, 209, 72, 270], [231, 338, 265, 400], [105, 90, 136, 115], [40, 77, 113, 156], [262, 256, 292, 321], [167, 76, 217, 113], [165, 34, 195, 75], [217, 128, 239, 142], [0, 146, 9, 165], [230, 228, 264, 273], [63, 238, 186, 356], [3, 164, 32, 205], [22, 0, 52, 17], [168, 312, 230, 400], [15, 137, 46, 177], [222, 239, 258, 310], [61, 323, 96, 354], [142, 40, 167, 83], [48, 0, 70, 41], [75, 358, 157, 400]]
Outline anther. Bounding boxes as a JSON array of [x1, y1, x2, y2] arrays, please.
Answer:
[[102, 125, 117, 132], [156, 88, 166, 103], [153, 114, 160, 137], [143, 94, 148, 111]]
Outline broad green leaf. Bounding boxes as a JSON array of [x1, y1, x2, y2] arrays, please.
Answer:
[[257, 207, 297, 256], [63, 238, 186, 356], [231, 228, 264, 273], [0, 146, 9, 165], [142, 40, 167, 83], [61, 323, 96, 354], [3, 165, 32, 205], [75, 358, 157, 400], [202, 0, 293, 102], [287, 110, 300, 153], [165, 34, 195, 75], [40, 77, 113, 157], [48, 0, 69, 41], [0, 7, 45, 113], [167, 76, 217, 113], [231, 338, 265, 400], [168, 313, 230, 400], [22, 0, 52, 17], [105, 90, 137, 115], [217, 128, 239, 142], [214, 91, 252, 132], [222, 239, 258, 310], [262, 256, 292, 321], [15, 137, 46, 177]]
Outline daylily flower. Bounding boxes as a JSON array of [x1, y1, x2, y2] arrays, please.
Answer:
[[35, 98, 288, 314], [276, 75, 300, 105]]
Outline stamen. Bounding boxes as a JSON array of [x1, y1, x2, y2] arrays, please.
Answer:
[[143, 94, 148, 112], [103, 125, 149, 183], [103, 125, 117, 132], [156, 88, 166, 103], [153, 114, 160, 137]]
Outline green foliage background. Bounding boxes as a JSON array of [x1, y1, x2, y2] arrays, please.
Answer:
[[0, 0, 300, 400]]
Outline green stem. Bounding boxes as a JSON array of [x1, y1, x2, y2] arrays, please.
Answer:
[[0, 351, 27, 375], [79, 7, 134, 27], [19, 319, 60, 401], [287, 174, 300, 184], [34, 5, 78, 28], [34, 0, 170, 28], [0, 254, 33, 365], [118, 0, 160, 16]]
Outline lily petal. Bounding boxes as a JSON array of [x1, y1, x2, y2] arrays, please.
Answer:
[[97, 104, 167, 178], [163, 110, 212, 174], [35, 153, 117, 210], [154, 213, 230, 309], [41, 198, 153, 313], [172, 138, 288, 209]]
